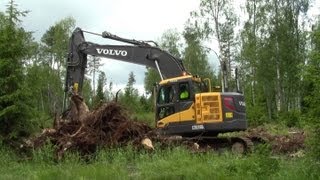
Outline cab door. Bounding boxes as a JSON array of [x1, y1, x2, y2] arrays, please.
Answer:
[[155, 84, 180, 123], [177, 82, 194, 122]]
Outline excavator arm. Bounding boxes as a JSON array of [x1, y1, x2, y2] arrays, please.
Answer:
[[64, 28, 186, 96]]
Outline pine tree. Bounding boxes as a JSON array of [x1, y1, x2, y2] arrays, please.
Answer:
[[93, 71, 107, 107], [87, 56, 103, 97], [0, 0, 35, 141], [120, 72, 140, 112]]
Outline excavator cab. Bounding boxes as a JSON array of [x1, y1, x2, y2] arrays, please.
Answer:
[[156, 75, 247, 136], [156, 76, 205, 130]]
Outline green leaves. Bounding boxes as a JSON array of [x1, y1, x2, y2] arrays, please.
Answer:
[[93, 71, 107, 107], [0, 1, 36, 141], [303, 20, 320, 117], [183, 22, 216, 85], [40, 17, 75, 71], [119, 72, 142, 113], [239, 0, 311, 122]]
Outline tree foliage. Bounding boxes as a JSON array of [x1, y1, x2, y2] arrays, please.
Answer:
[[120, 72, 141, 112], [93, 71, 107, 107], [193, 0, 238, 91], [183, 22, 216, 85], [239, 0, 310, 124], [26, 17, 76, 115], [87, 56, 103, 97], [40, 16, 75, 73], [303, 18, 320, 160], [303, 18, 320, 118], [0, 0, 36, 141]]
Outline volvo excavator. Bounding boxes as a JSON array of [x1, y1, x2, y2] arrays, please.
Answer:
[[64, 28, 250, 152]]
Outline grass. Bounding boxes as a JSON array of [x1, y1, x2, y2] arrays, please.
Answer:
[[0, 144, 319, 180], [0, 122, 317, 179], [133, 112, 155, 126]]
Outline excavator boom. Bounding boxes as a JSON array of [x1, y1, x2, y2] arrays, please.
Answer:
[[65, 28, 185, 96]]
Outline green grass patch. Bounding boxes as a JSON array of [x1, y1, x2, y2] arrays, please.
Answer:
[[132, 112, 155, 126], [0, 144, 319, 179]]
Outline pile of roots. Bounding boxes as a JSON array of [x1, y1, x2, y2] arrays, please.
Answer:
[[244, 127, 305, 154], [27, 95, 153, 159]]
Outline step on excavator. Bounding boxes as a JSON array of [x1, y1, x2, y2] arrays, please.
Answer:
[[64, 28, 252, 153]]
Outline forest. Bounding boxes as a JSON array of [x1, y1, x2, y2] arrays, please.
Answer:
[[0, 0, 320, 179]]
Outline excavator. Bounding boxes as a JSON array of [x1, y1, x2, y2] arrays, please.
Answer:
[[64, 28, 250, 152]]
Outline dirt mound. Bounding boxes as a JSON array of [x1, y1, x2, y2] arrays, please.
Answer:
[[244, 127, 305, 154]]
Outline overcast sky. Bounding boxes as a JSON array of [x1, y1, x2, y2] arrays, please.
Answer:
[[0, 0, 204, 94], [1, 0, 320, 94]]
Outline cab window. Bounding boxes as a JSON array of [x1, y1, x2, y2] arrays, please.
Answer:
[[179, 83, 190, 100], [157, 85, 174, 104], [193, 81, 208, 93]]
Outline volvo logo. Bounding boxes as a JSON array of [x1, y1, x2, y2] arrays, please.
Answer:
[[239, 101, 246, 106], [96, 48, 128, 56]]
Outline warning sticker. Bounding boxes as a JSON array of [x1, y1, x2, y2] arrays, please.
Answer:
[[226, 112, 233, 118]]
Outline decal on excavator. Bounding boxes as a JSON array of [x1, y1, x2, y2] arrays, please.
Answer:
[[226, 112, 233, 118], [239, 101, 246, 106], [96, 48, 128, 56], [192, 124, 204, 130]]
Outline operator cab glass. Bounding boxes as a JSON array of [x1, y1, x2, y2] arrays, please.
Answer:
[[193, 81, 208, 94], [156, 85, 176, 120], [179, 83, 190, 100], [158, 85, 175, 104]]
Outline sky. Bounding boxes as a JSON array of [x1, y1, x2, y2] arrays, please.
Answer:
[[0, 0, 204, 95], [1, 0, 320, 95]]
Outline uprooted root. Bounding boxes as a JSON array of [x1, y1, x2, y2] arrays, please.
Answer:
[[28, 95, 153, 159]]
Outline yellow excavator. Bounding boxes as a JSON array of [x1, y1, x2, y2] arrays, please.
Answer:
[[64, 28, 248, 150]]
